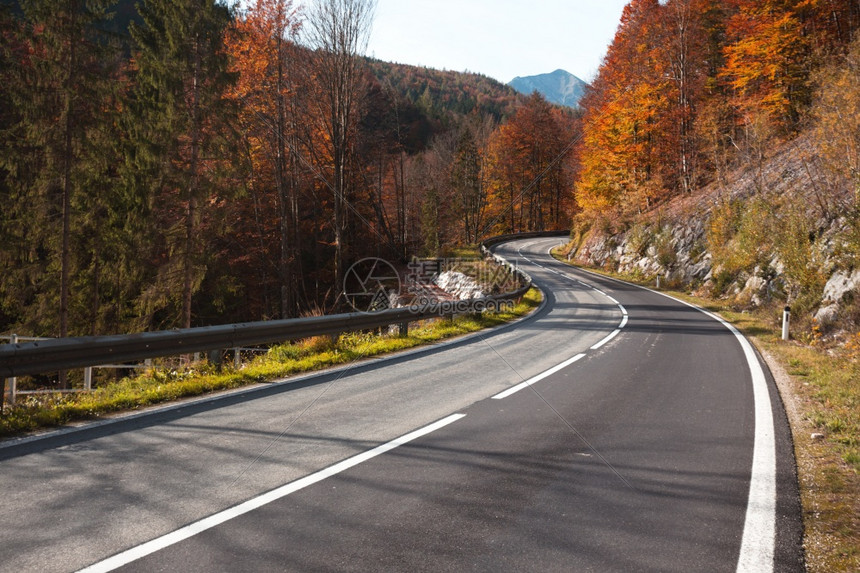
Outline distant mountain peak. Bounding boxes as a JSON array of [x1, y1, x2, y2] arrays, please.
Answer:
[[508, 69, 587, 109]]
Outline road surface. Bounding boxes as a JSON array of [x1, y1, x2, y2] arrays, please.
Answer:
[[0, 237, 803, 572]]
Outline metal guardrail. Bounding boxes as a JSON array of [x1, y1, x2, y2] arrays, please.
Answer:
[[479, 230, 570, 251], [0, 234, 566, 381], [1, 333, 155, 406]]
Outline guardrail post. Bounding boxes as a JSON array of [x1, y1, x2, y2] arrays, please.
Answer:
[[7, 333, 17, 407], [84, 367, 93, 391], [208, 349, 223, 371], [399, 322, 408, 337], [233, 348, 241, 370]]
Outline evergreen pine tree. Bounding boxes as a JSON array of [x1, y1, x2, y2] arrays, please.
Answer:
[[0, 0, 121, 344], [128, 0, 237, 329]]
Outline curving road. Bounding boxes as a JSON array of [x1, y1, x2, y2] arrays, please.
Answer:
[[0, 237, 803, 572]]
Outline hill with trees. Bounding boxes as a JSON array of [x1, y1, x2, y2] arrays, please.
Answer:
[[566, 0, 860, 322], [0, 0, 578, 342], [367, 59, 524, 124], [6, 0, 858, 346], [563, 0, 860, 335]]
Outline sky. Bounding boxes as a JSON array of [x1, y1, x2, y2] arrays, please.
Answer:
[[364, 0, 631, 84]]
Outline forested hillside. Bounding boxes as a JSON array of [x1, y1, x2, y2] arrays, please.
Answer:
[[367, 59, 522, 124], [0, 0, 578, 339], [568, 0, 860, 337], [576, 0, 860, 213]]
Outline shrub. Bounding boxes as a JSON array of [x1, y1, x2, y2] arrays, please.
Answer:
[[708, 198, 773, 275], [772, 197, 826, 315], [653, 227, 677, 269], [711, 269, 739, 298], [626, 223, 653, 257]]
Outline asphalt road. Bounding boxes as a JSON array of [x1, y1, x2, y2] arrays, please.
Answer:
[[0, 237, 803, 572]]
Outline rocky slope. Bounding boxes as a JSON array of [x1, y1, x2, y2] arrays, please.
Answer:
[[562, 134, 858, 338]]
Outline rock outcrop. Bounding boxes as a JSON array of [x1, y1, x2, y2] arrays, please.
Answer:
[[565, 135, 858, 333], [434, 271, 484, 300]]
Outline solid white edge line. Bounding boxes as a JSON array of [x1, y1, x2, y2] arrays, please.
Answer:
[[492, 354, 586, 400], [569, 265, 776, 571], [678, 301, 776, 572], [590, 329, 621, 350], [77, 413, 467, 573], [619, 314, 629, 329], [711, 311, 776, 573]]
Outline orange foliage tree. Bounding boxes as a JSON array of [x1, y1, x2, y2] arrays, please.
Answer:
[[226, 0, 305, 318], [720, 0, 813, 129], [485, 93, 576, 234], [576, 0, 674, 218], [572, 0, 860, 222]]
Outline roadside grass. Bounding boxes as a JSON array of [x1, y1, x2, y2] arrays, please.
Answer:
[[0, 289, 541, 440], [550, 248, 859, 572]]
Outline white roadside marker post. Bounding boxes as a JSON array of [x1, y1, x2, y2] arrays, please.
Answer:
[[782, 306, 791, 341]]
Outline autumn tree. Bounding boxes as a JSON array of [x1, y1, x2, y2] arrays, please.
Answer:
[[816, 0, 860, 46], [451, 126, 484, 243], [128, 0, 237, 329], [357, 76, 425, 260], [486, 93, 574, 233], [690, 0, 734, 184], [576, 0, 672, 217], [303, 0, 376, 299], [661, 0, 711, 194], [720, 0, 813, 130], [372, 77, 433, 257], [415, 129, 458, 253], [227, 0, 304, 318], [813, 34, 860, 205]]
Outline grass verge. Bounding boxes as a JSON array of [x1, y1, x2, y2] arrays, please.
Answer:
[[0, 288, 542, 440], [550, 248, 858, 572]]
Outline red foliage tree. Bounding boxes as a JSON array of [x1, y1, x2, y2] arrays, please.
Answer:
[[486, 93, 576, 233]]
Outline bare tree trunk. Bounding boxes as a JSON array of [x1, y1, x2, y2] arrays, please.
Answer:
[[183, 33, 202, 330], [91, 240, 100, 336], [671, 0, 695, 195], [398, 150, 407, 256], [275, 31, 296, 319], [59, 4, 79, 387], [306, 0, 376, 304]]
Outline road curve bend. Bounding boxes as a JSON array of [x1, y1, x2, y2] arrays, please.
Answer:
[[0, 237, 803, 572]]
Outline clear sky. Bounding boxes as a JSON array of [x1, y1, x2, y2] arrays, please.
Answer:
[[364, 0, 631, 84]]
